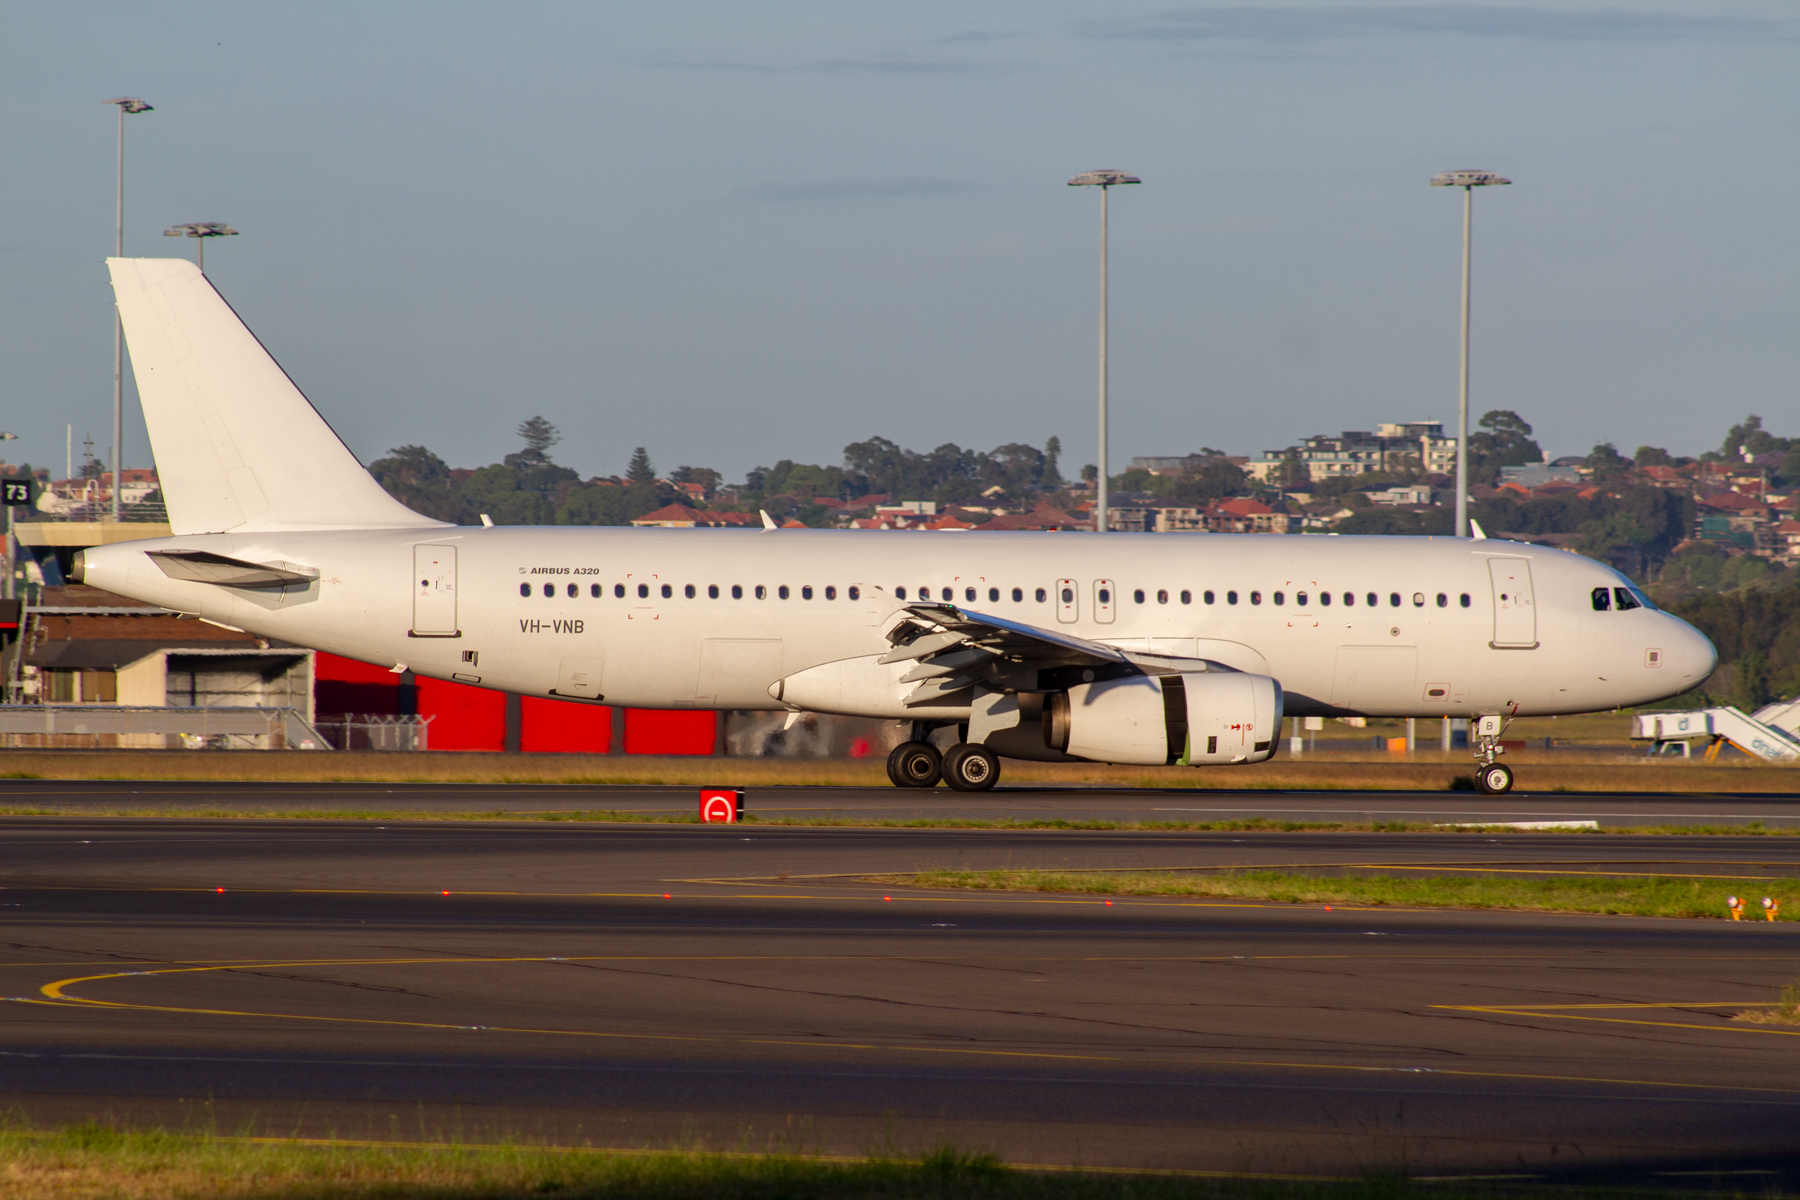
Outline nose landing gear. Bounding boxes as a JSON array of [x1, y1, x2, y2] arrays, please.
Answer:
[[1471, 712, 1516, 795]]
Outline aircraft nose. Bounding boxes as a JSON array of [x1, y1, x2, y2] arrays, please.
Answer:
[[1663, 613, 1717, 685]]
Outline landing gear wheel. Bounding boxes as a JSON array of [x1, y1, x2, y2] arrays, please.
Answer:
[[887, 741, 942, 789], [1476, 762, 1514, 795], [942, 743, 1001, 792]]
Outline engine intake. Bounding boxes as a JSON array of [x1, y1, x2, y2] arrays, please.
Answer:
[[1044, 672, 1282, 766]]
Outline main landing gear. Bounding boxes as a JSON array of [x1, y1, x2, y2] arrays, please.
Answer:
[[887, 724, 1002, 792], [1471, 714, 1515, 795]]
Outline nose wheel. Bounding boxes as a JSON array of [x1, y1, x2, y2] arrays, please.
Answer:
[[1474, 762, 1514, 795], [886, 741, 942, 788]]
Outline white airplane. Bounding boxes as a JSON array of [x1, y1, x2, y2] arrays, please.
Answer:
[[76, 258, 1716, 795]]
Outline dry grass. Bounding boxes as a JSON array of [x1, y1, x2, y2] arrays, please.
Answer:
[[881, 867, 1800, 921], [0, 1124, 1438, 1200], [0, 749, 1791, 793], [1735, 981, 1800, 1025]]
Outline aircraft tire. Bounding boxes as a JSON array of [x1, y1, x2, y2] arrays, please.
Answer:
[[887, 741, 942, 789], [942, 744, 1001, 792], [1476, 762, 1514, 795]]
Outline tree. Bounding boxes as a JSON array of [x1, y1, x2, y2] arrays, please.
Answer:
[[506, 416, 561, 469], [625, 447, 655, 485], [369, 444, 472, 524], [669, 465, 720, 497], [1466, 410, 1542, 485], [1635, 445, 1673, 468], [1041, 436, 1063, 488], [1584, 442, 1631, 477]]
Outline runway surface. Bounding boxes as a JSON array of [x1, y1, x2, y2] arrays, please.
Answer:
[[4, 788, 1800, 1182], [7, 777, 1800, 827]]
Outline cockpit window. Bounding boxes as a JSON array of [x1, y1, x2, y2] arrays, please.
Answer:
[[1591, 587, 1612, 612], [1614, 586, 1642, 612]]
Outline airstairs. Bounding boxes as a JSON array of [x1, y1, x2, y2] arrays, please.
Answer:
[[1632, 701, 1800, 764]]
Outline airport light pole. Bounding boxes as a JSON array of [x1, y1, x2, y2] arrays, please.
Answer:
[[1430, 169, 1509, 539], [1068, 170, 1139, 533], [163, 222, 239, 273], [105, 98, 152, 522]]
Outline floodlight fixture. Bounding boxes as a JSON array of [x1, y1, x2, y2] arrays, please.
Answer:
[[1067, 170, 1141, 533], [105, 97, 153, 520], [1431, 168, 1511, 538], [164, 222, 240, 272]]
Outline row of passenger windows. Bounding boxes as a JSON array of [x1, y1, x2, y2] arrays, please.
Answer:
[[519, 580, 1475, 609]]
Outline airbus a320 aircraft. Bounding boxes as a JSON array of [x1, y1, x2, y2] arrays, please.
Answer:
[[77, 259, 1716, 794]]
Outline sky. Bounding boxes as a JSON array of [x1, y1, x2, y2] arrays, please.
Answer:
[[2, 2, 1795, 484]]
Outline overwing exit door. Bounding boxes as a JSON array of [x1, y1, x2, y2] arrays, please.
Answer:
[[412, 544, 458, 637], [1487, 557, 1537, 649]]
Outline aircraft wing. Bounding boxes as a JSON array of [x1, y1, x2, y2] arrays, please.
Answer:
[[880, 602, 1232, 707]]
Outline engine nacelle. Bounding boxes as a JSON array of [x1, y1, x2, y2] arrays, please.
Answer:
[[1043, 672, 1282, 766]]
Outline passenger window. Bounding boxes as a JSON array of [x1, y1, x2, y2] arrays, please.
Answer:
[[1614, 587, 1641, 612], [1272, 592, 1284, 606], [637, 583, 649, 599], [895, 586, 907, 600], [1592, 587, 1612, 611], [801, 585, 813, 600], [966, 587, 977, 602], [519, 583, 530, 597], [847, 586, 859, 600], [1180, 590, 1192, 605], [661, 584, 673, 599], [732, 585, 743, 599], [1226, 590, 1237, 605], [1435, 593, 1447, 607], [1012, 587, 1023, 602], [614, 583, 625, 598], [755, 585, 767, 599], [591, 583, 601, 598], [1157, 589, 1169, 604], [1061, 586, 1074, 603], [1366, 593, 1377, 607], [1412, 593, 1424, 607], [708, 584, 719, 599], [684, 584, 696, 599], [919, 586, 931, 600], [1388, 593, 1401, 607], [567, 583, 577, 598], [824, 586, 836, 600], [989, 587, 999, 602], [1460, 593, 1471, 608], [543, 583, 554, 598], [1320, 592, 1331, 607], [779, 585, 790, 599], [1099, 587, 1112, 604], [1344, 592, 1355, 606], [1250, 591, 1261, 605], [1035, 587, 1047, 602], [1130, 589, 1143, 604]]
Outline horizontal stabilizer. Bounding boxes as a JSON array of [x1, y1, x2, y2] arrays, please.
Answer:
[[108, 258, 448, 534], [147, 549, 318, 590]]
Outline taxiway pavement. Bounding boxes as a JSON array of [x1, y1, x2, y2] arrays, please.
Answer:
[[2, 797, 1799, 1182]]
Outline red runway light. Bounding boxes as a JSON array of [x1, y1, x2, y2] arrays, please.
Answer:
[[663, 893, 671, 899], [883, 896, 891, 902], [1324, 905, 1332, 911], [441, 890, 450, 896], [1104, 900, 1112, 906], [215, 887, 225, 894]]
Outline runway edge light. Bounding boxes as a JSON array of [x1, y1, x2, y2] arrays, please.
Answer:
[[1728, 895, 1744, 920], [1764, 897, 1780, 921], [700, 787, 745, 824]]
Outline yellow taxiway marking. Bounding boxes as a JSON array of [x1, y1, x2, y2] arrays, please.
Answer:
[[1435, 1000, 1800, 1037], [20, 955, 1800, 1095]]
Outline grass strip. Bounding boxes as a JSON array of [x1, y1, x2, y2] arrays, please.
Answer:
[[882, 868, 1800, 920], [0, 1122, 1478, 1200]]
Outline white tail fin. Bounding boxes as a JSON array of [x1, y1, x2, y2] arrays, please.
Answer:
[[108, 257, 447, 534]]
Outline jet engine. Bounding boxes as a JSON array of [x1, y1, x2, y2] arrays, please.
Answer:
[[1042, 672, 1282, 766]]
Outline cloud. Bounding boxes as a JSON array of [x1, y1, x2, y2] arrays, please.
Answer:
[[1076, 6, 1792, 44], [934, 29, 1027, 45], [652, 56, 984, 73], [743, 178, 977, 201]]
